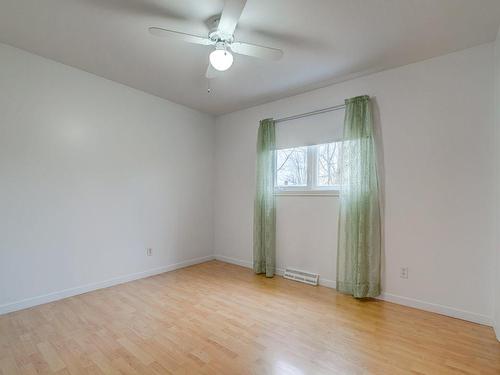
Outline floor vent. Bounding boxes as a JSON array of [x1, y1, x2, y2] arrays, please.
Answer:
[[283, 268, 319, 286]]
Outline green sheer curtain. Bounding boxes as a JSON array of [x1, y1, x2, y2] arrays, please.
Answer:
[[253, 118, 276, 277], [337, 95, 381, 298]]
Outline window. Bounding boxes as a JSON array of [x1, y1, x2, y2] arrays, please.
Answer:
[[275, 141, 341, 194], [276, 146, 307, 187], [316, 142, 341, 188]]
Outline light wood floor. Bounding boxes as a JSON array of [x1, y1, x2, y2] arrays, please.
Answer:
[[1, 261, 499, 375]]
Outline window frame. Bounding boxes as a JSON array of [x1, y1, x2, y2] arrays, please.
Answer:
[[274, 143, 340, 196]]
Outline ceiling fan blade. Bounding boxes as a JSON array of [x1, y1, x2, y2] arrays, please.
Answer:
[[230, 42, 283, 61], [149, 27, 213, 46], [206, 64, 220, 79], [217, 0, 247, 36]]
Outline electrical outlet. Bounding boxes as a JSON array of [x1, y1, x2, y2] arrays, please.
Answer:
[[146, 248, 152, 256], [400, 267, 408, 279]]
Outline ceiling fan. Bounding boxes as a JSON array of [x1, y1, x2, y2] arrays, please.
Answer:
[[148, 0, 284, 79]]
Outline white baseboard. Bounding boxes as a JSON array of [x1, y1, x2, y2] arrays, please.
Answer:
[[0, 255, 215, 315], [215, 254, 253, 269], [214, 254, 492, 327], [377, 292, 492, 326], [317, 278, 337, 289]]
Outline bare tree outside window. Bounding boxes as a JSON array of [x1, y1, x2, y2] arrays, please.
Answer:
[[317, 142, 341, 186], [276, 147, 307, 186]]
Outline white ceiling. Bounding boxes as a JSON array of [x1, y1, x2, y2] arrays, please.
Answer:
[[1, 0, 499, 115]]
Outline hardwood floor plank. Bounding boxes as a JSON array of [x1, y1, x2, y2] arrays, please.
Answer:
[[0, 356, 21, 375], [36, 342, 65, 373], [0, 260, 499, 374], [116, 337, 155, 366]]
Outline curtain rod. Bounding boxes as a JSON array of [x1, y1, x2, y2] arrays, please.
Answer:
[[275, 103, 345, 124]]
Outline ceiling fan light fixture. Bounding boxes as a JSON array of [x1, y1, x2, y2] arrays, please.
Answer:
[[209, 44, 234, 71]]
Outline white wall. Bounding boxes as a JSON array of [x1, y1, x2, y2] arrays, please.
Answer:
[[494, 29, 500, 340], [0, 43, 215, 313], [214, 43, 496, 325]]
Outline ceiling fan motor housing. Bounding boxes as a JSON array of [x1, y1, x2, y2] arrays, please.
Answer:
[[207, 15, 234, 44]]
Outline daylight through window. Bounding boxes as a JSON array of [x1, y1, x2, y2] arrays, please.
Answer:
[[275, 142, 341, 192]]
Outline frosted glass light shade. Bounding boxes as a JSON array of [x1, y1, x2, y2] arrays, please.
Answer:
[[209, 49, 233, 71]]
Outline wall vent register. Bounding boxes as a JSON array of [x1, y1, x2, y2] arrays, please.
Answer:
[[283, 268, 319, 286]]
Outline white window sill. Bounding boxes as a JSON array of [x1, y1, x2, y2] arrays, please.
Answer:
[[274, 190, 339, 197]]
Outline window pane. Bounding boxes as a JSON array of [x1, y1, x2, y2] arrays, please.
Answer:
[[276, 147, 307, 187], [317, 142, 340, 187]]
